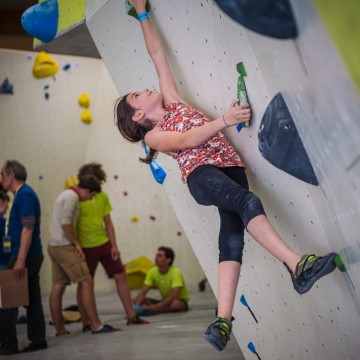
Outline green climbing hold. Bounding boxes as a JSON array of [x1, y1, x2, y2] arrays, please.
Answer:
[[236, 62, 250, 128], [334, 254, 346, 272], [125, 0, 151, 19]]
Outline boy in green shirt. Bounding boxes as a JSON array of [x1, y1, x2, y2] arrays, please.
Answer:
[[76, 163, 148, 326]]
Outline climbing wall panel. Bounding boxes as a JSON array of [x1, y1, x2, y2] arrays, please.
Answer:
[[85, 0, 360, 358]]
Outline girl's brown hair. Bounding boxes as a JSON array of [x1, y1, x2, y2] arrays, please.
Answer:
[[114, 95, 157, 164]]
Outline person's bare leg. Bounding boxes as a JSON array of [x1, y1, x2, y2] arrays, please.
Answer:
[[49, 283, 67, 336], [216, 215, 299, 320], [247, 215, 301, 272], [217, 261, 241, 320], [114, 273, 136, 319], [169, 300, 187, 312], [79, 277, 102, 330], [76, 283, 91, 328]]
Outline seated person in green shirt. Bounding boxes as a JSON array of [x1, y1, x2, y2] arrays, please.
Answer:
[[133, 246, 190, 314]]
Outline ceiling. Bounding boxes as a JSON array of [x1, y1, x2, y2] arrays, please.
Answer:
[[0, 1, 100, 58], [0, 1, 38, 11], [0, 1, 38, 51]]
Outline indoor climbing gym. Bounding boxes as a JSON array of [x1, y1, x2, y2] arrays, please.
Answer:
[[0, 0, 359, 359]]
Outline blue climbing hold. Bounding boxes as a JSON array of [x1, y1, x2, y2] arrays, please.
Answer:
[[240, 294, 248, 307], [141, 141, 167, 185], [0, 78, 14, 94], [248, 342, 257, 354], [21, 0, 59, 43], [63, 64, 71, 72]]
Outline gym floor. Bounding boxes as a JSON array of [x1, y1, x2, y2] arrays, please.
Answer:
[[14, 286, 244, 359]]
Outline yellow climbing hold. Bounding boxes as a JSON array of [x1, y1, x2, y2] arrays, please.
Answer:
[[125, 256, 155, 290], [78, 93, 90, 108], [32, 51, 59, 78], [81, 109, 92, 124], [131, 215, 139, 222], [65, 175, 78, 189]]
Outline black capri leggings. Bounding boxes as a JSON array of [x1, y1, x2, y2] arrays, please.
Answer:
[[187, 165, 266, 263]]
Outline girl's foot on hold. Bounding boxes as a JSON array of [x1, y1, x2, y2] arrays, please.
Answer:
[[204, 317, 232, 351], [287, 253, 337, 294]]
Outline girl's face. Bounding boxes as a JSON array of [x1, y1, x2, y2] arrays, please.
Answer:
[[127, 89, 162, 115]]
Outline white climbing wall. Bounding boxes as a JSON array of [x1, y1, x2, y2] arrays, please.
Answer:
[[85, 0, 360, 359]]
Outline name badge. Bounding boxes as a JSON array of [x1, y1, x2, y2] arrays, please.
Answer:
[[2, 235, 11, 254]]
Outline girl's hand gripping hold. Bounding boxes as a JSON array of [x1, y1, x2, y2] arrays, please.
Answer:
[[129, 0, 147, 14], [223, 100, 251, 127]]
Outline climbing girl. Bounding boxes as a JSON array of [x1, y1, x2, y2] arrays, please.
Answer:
[[115, 0, 337, 351]]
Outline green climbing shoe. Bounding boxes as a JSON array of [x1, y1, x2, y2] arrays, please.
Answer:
[[204, 317, 232, 351], [288, 253, 337, 294]]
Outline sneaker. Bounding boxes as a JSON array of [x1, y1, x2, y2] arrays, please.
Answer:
[[22, 341, 47, 353], [92, 324, 121, 334], [288, 253, 337, 294], [204, 317, 232, 351], [0, 346, 18, 355], [127, 314, 149, 325]]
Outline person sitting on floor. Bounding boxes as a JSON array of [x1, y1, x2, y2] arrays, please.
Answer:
[[133, 246, 190, 315]]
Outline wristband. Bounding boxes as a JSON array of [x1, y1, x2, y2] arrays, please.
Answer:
[[138, 12, 149, 21], [222, 115, 230, 128]]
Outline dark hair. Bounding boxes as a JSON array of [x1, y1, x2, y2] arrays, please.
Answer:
[[0, 190, 10, 202], [3, 160, 27, 182], [114, 95, 158, 164], [78, 162, 107, 183], [158, 246, 175, 266], [78, 174, 101, 193]]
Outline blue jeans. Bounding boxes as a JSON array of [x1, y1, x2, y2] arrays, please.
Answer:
[[187, 165, 265, 264]]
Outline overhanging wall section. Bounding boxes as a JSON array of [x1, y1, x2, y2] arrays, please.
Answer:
[[85, 0, 360, 359]]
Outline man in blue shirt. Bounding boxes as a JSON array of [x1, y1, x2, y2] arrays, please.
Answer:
[[0, 160, 47, 355]]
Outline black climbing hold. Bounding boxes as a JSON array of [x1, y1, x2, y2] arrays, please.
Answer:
[[258, 93, 318, 185], [214, 0, 297, 39]]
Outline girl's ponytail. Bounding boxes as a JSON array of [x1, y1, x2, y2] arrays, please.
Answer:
[[139, 146, 158, 164]]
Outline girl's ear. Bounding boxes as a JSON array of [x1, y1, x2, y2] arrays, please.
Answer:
[[132, 110, 145, 122]]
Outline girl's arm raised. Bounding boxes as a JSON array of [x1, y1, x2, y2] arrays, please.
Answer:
[[130, 0, 182, 104]]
